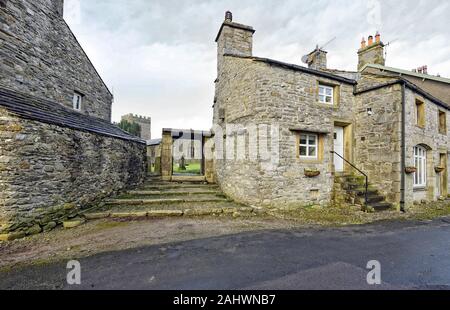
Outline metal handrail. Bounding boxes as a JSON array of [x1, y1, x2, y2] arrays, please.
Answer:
[[331, 151, 369, 207]]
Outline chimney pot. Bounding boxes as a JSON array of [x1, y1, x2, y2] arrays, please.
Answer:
[[375, 31, 381, 43], [368, 35, 374, 46], [225, 11, 233, 22], [361, 37, 366, 49]]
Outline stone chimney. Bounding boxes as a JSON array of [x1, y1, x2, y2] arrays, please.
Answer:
[[55, 0, 64, 18], [306, 46, 327, 70], [357, 32, 385, 71], [215, 11, 255, 74]]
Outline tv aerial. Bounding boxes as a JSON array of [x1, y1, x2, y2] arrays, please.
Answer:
[[302, 37, 336, 65], [384, 38, 398, 61]]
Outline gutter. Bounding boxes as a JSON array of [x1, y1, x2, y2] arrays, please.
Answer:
[[400, 81, 406, 212]]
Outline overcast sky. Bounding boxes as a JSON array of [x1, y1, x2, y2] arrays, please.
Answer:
[[64, 0, 450, 138]]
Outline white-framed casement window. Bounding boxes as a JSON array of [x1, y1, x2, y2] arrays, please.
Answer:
[[319, 84, 334, 105], [413, 145, 427, 187], [72, 92, 83, 111], [299, 133, 318, 159]]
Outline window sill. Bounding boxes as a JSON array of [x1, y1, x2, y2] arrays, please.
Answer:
[[413, 187, 427, 192], [298, 158, 322, 164], [316, 102, 338, 108]]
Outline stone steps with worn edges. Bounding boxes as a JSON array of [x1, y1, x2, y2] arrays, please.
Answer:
[[84, 202, 255, 219], [105, 196, 230, 206]]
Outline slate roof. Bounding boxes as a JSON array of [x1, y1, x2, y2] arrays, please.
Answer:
[[354, 78, 450, 110], [147, 138, 162, 146], [0, 86, 145, 144], [360, 64, 450, 85], [224, 54, 357, 85]]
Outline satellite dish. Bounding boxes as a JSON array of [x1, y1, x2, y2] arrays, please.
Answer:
[[301, 37, 336, 65]]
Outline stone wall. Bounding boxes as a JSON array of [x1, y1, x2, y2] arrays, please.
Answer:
[[0, 0, 113, 121], [214, 55, 357, 207], [404, 88, 450, 206], [354, 83, 402, 204], [0, 109, 147, 238]]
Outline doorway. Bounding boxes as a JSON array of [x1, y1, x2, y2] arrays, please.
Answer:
[[172, 132, 204, 176], [334, 126, 344, 172]]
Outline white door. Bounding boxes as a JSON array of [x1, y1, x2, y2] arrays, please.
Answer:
[[334, 126, 344, 172]]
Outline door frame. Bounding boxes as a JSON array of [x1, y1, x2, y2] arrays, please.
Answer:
[[333, 121, 354, 173], [333, 126, 344, 172]]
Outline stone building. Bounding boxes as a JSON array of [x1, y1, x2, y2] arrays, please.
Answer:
[[121, 113, 152, 141], [213, 12, 449, 211], [0, 0, 146, 240]]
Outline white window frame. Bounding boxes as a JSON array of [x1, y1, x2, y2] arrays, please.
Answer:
[[73, 92, 83, 111], [413, 145, 427, 188], [299, 133, 318, 159], [318, 84, 334, 105]]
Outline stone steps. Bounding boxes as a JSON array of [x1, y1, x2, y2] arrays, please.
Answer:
[[126, 190, 223, 196], [84, 178, 254, 220], [141, 184, 219, 190], [84, 202, 255, 220], [335, 175, 393, 212], [105, 196, 230, 206]]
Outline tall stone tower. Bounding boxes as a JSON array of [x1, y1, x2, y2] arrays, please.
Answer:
[[121, 114, 152, 141]]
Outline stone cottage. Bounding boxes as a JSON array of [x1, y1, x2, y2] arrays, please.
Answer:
[[213, 12, 449, 211], [0, 0, 147, 240]]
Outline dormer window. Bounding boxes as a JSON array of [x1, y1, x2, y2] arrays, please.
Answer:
[[73, 92, 83, 111], [318, 84, 334, 104]]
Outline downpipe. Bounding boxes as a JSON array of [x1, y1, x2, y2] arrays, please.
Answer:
[[400, 82, 406, 213]]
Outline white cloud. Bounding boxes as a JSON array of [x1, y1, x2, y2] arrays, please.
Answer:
[[65, 0, 450, 138]]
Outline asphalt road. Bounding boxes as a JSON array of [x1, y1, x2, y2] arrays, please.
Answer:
[[1, 217, 450, 290]]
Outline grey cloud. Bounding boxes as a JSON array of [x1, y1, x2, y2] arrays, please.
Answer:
[[65, 0, 450, 138]]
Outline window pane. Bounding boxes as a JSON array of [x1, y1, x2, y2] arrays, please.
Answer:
[[326, 88, 332, 96], [308, 135, 317, 145], [319, 86, 325, 95], [300, 146, 307, 156], [300, 135, 307, 145], [309, 146, 317, 157], [326, 96, 332, 103], [319, 95, 325, 103]]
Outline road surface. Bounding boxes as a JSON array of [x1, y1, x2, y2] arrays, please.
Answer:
[[1, 217, 450, 290]]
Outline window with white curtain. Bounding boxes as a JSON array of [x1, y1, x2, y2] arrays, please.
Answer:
[[414, 145, 427, 187]]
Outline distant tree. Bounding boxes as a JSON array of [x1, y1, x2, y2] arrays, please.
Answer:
[[118, 119, 142, 137]]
